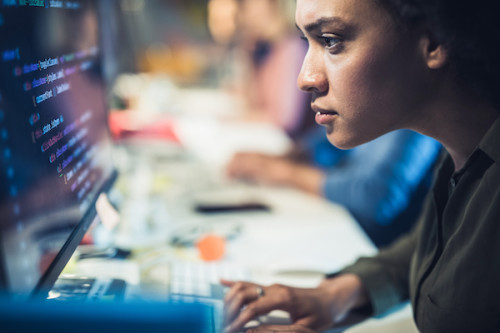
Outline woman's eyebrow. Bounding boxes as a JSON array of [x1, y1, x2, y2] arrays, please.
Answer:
[[299, 17, 351, 34]]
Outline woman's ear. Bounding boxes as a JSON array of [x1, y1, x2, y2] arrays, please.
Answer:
[[420, 35, 448, 69]]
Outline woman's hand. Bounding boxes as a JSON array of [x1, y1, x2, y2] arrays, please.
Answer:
[[221, 274, 369, 333]]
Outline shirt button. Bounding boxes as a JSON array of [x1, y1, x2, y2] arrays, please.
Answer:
[[450, 178, 456, 187]]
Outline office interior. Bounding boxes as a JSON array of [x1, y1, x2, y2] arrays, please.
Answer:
[[0, 1, 427, 332]]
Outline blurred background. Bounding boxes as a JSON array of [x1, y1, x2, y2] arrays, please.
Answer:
[[101, 0, 297, 84], [100, 0, 440, 251], [101, 0, 309, 134], [103, 0, 312, 175], [102, 0, 216, 88]]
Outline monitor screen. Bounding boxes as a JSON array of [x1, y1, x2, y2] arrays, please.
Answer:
[[0, 0, 116, 299]]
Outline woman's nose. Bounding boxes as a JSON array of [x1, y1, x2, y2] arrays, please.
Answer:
[[297, 50, 328, 94]]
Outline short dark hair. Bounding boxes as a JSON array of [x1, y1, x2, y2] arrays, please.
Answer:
[[376, 0, 500, 110]]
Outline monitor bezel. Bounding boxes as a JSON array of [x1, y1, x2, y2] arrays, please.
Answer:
[[30, 170, 118, 300]]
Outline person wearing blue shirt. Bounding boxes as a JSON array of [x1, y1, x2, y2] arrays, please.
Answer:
[[227, 127, 441, 248]]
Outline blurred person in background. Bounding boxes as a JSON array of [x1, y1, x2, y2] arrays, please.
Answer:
[[223, 0, 312, 137], [228, 127, 441, 248]]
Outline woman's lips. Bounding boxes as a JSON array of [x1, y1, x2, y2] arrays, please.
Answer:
[[314, 109, 338, 125]]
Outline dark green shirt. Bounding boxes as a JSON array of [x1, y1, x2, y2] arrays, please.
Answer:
[[341, 117, 500, 332]]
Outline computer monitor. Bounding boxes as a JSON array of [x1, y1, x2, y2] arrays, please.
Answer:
[[0, 0, 117, 300]]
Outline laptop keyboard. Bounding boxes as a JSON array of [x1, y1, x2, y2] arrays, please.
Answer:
[[166, 261, 251, 333], [168, 260, 250, 298]]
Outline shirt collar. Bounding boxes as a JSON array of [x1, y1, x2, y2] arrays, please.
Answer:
[[477, 115, 500, 163]]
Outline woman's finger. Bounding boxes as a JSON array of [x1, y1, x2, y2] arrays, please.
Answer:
[[224, 283, 263, 325], [224, 298, 282, 333], [220, 279, 236, 288], [223, 281, 254, 303]]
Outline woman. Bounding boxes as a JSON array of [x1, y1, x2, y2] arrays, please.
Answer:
[[222, 0, 500, 332]]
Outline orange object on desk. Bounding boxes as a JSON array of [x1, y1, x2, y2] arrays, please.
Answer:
[[197, 234, 226, 261]]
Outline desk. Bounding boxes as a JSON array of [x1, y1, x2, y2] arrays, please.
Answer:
[[111, 139, 377, 268], [64, 136, 418, 333]]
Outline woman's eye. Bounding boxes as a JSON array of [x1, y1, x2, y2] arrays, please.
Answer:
[[322, 36, 341, 49]]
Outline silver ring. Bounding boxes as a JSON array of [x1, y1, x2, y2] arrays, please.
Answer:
[[256, 286, 265, 298]]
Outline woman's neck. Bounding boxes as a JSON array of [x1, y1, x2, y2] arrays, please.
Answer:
[[415, 88, 499, 172]]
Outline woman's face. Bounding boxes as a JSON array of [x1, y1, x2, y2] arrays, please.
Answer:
[[296, 0, 433, 148]]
